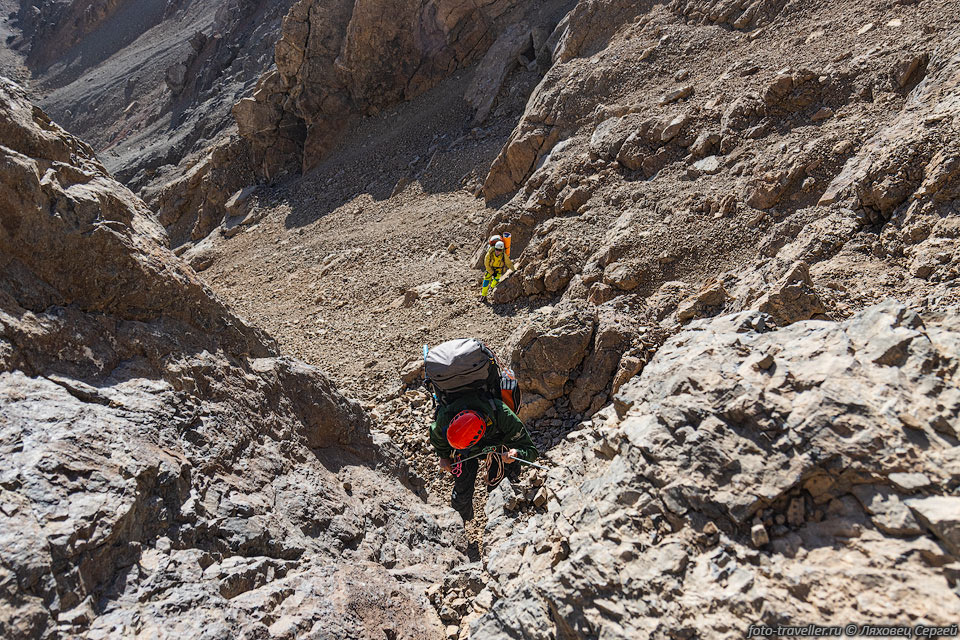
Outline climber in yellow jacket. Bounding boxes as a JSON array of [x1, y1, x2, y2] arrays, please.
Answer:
[[481, 240, 514, 301]]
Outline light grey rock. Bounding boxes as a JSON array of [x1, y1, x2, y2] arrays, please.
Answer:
[[906, 496, 960, 556], [475, 301, 960, 638], [852, 485, 925, 536], [887, 473, 931, 493], [0, 81, 460, 639], [693, 155, 722, 174]]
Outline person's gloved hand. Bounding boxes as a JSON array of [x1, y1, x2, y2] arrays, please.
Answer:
[[503, 449, 518, 464], [439, 458, 453, 473]]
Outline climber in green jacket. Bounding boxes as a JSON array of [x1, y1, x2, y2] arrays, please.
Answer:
[[429, 393, 537, 521]]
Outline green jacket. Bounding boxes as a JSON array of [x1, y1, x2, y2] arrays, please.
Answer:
[[430, 394, 537, 462]]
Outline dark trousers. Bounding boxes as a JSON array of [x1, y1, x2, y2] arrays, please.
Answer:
[[451, 458, 479, 510], [451, 456, 522, 511]]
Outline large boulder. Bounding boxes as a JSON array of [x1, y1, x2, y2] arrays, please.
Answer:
[[507, 305, 595, 401], [473, 302, 960, 638]]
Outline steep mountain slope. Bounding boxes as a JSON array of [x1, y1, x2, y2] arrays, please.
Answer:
[[0, 78, 462, 639], [6, 0, 296, 205], [3, 0, 960, 637]]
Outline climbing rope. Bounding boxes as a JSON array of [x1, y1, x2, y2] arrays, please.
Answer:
[[447, 449, 550, 479], [450, 453, 463, 478], [484, 446, 507, 487]]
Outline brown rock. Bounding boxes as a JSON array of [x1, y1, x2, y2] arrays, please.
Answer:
[[677, 281, 728, 322], [754, 261, 827, 325], [603, 261, 646, 291], [240, 0, 537, 178], [508, 306, 595, 400], [660, 85, 693, 105], [400, 358, 425, 385], [612, 355, 645, 396], [751, 523, 770, 547]]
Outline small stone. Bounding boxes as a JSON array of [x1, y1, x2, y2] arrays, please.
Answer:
[[750, 353, 775, 371], [857, 23, 874, 35], [661, 114, 690, 142], [399, 358, 425, 384], [787, 497, 805, 526], [533, 487, 548, 507], [439, 605, 458, 623], [751, 524, 770, 547], [833, 140, 854, 155], [811, 107, 834, 121], [693, 155, 721, 175], [887, 472, 931, 492], [658, 251, 679, 265], [473, 588, 495, 612], [775, 514, 786, 526], [446, 624, 460, 639], [895, 55, 925, 88], [661, 85, 693, 105]]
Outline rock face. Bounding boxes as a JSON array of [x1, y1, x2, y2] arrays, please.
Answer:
[[12, 0, 127, 69], [470, 302, 960, 637], [9, 0, 299, 245], [235, 0, 572, 178], [146, 136, 259, 248], [468, 0, 960, 426], [0, 79, 462, 639]]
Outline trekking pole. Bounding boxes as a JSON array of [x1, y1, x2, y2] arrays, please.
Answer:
[[510, 457, 550, 471], [450, 451, 549, 470]]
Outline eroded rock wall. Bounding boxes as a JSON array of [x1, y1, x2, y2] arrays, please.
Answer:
[[474, 0, 960, 422], [234, 0, 572, 179], [0, 78, 462, 640]]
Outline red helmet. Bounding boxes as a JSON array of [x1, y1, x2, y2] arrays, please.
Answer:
[[447, 410, 487, 450]]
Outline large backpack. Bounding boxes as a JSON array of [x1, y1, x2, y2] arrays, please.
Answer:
[[424, 339, 521, 414]]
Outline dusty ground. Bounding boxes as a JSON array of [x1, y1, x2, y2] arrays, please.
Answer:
[[203, 71, 539, 400]]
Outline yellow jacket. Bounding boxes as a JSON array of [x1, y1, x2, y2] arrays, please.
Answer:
[[485, 247, 514, 274]]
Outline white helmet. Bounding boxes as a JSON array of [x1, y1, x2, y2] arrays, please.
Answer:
[[494, 241, 505, 251], [489, 235, 502, 246]]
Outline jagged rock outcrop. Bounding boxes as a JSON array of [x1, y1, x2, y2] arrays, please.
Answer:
[[462, 302, 960, 637], [146, 135, 259, 248], [0, 79, 462, 639], [467, 0, 960, 426], [234, 0, 572, 179]]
